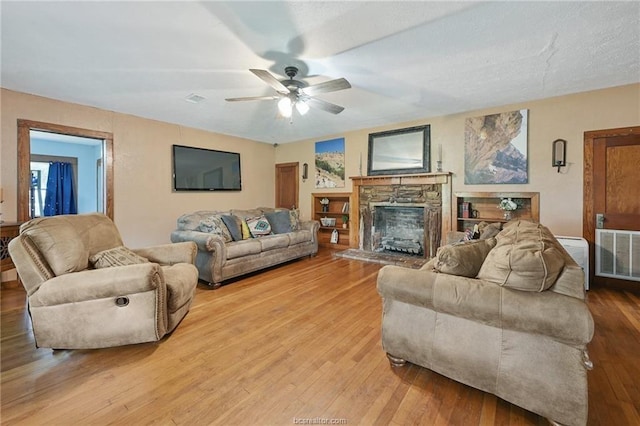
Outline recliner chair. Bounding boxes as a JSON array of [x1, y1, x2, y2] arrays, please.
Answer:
[[8, 213, 198, 349]]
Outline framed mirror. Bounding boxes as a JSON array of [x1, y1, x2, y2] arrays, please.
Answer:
[[367, 125, 430, 176]]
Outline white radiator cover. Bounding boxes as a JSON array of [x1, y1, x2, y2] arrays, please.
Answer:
[[595, 229, 640, 283], [556, 236, 589, 290]]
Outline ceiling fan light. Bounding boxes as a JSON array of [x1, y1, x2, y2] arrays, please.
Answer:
[[296, 100, 310, 115], [278, 97, 292, 117]]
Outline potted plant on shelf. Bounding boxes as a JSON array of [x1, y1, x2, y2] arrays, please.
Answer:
[[342, 215, 349, 229], [498, 198, 518, 220]]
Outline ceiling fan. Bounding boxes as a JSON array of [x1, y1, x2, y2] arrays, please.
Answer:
[[225, 66, 351, 117]]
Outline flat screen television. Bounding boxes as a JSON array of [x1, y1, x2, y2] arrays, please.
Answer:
[[172, 144, 242, 191]]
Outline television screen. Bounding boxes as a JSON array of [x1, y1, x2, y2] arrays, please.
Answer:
[[172, 144, 242, 191]]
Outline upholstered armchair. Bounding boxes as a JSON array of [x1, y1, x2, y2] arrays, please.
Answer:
[[8, 213, 198, 349]]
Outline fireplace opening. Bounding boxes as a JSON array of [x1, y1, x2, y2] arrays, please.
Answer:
[[373, 206, 425, 256]]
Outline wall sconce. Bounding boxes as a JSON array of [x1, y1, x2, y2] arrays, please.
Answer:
[[302, 163, 308, 181], [552, 139, 567, 173]]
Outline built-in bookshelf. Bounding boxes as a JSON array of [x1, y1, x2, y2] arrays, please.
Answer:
[[453, 192, 540, 232], [311, 192, 352, 249]]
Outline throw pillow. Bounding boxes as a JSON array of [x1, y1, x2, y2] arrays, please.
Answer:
[[90, 246, 149, 269], [479, 222, 502, 240], [434, 238, 497, 278], [477, 221, 565, 292], [241, 218, 252, 239], [265, 210, 292, 234], [198, 215, 233, 242], [246, 215, 272, 237], [289, 209, 301, 231], [221, 215, 243, 241]]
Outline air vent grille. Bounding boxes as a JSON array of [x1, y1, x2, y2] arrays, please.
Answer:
[[596, 229, 640, 282]]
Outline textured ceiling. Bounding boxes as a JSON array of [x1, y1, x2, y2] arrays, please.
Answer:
[[2, 1, 639, 144]]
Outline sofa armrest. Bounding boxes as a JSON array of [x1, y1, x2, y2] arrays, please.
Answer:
[[29, 263, 164, 307], [170, 230, 226, 253], [298, 220, 320, 243], [132, 242, 197, 265]]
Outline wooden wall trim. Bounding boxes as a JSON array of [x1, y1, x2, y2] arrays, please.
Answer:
[[17, 119, 114, 221]]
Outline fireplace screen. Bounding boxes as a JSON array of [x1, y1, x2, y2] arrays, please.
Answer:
[[373, 206, 425, 256]]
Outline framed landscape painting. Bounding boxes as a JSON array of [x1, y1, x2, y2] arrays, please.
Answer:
[[315, 137, 345, 188], [464, 109, 528, 184]]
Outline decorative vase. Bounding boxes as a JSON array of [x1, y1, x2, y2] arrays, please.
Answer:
[[322, 205, 328, 212], [503, 211, 512, 221]]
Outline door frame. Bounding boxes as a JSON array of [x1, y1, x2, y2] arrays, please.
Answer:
[[583, 125, 639, 290], [17, 119, 114, 221]]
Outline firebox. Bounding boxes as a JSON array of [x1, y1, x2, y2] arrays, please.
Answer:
[[373, 205, 425, 256]]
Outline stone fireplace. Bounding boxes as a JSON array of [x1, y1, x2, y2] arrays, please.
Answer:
[[350, 173, 452, 259]]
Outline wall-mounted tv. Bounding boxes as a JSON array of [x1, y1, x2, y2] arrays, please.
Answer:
[[172, 144, 242, 191]]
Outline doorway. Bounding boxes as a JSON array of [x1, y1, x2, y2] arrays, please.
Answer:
[[275, 162, 299, 209], [17, 120, 114, 221], [583, 126, 640, 291]]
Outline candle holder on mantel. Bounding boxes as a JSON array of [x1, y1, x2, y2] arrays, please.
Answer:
[[436, 160, 443, 172]]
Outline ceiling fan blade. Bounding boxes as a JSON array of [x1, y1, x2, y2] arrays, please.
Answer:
[[305, 97, 345, 115], [302, 78, 351, 96], [225, 95, 279, 102], [249, 69, 290, 94]]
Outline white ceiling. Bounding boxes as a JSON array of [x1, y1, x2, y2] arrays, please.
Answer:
[[2, 1, 639, 144]]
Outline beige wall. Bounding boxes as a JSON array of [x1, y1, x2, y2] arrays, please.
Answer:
[[275, 83, 640, 237], [1, 83, 638, 282], [1, 89, 276, 250]]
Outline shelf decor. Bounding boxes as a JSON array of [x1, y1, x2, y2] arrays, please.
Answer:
[[498, 197, 518, 220]]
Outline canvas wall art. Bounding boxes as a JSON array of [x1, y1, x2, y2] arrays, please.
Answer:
[[464, 109, 528, 184], [315, 137, 345, 188]]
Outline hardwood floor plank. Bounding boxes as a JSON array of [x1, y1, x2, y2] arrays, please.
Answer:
[[1, 250, 639, 425]]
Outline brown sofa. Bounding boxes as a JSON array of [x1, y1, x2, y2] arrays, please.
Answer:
[[377, 220, 594, 426], [170, 208, 319, 288], [8, 213, 199, 349]]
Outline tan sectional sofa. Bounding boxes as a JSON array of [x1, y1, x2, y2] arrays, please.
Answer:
[[171, 208, 319, 288], [377, 220, 594, 426]]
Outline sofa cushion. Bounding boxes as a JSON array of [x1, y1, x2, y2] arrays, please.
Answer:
[[90, 246, 150, 268], [226, 239, 262, 260], [221, 215, 243, 241], [264, 210, 292, 234], [477, 221, 566, 292], [258, 234, 290, 251], [246, 215, 272, 237], [434, 238, 496, 278], [198, 215, 233, 242]]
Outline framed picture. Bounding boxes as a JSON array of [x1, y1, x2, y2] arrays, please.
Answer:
[[315, 137, 345, 188], [367, 125, 430, 176], [464, 109, 528, 184]]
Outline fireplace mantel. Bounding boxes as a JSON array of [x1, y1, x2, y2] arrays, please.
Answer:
[[349, 172, 452, 252]]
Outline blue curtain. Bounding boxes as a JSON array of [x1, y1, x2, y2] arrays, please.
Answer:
[[44, 162, 77, 216]]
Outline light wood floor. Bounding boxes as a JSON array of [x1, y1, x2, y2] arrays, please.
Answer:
[[1, 250, 639, 425]]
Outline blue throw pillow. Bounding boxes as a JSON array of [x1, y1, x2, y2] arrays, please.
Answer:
[[221, 215, 243, 241], [265, 210, 292, 234]]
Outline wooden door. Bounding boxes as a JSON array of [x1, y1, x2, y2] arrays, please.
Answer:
[[275, 162, 299, 209], [584, 126, 640, 291]]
